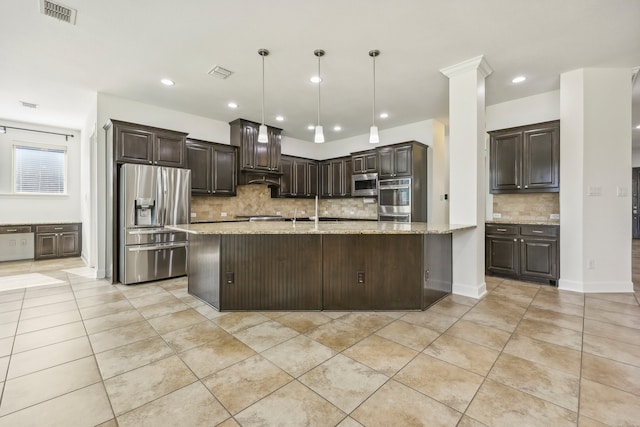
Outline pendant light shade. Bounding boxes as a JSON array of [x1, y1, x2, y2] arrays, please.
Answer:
[[258, 49, 269, 143], [369, 49, 380, 144], [314, 49, 325, 144]]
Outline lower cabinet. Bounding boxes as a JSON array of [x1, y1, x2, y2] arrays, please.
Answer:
[[35, 224, 81, 260], [486, 223, 559, 284]]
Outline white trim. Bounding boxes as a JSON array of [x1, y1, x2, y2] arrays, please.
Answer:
[[452, 281, 487, 299], [440, 55, 494, 79], [558, 279, 634, 293]]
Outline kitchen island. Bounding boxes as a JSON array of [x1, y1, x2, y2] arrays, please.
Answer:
[[168, 221, 474, 311]]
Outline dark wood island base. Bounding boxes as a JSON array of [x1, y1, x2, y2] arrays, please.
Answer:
[[185, 226, 456, 311]]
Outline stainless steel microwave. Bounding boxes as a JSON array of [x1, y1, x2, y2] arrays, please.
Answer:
[[352, 173, 378, 197]]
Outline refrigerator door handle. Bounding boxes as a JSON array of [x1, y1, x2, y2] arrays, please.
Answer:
[[127, 242, 188, 252], [157, 167, 166, 227]]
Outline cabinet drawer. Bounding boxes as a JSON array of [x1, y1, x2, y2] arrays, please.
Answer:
[[0, 226, 32, 234], [520, 225, 558, 237], [36, 224, 79, 233], [486, 224, 519, 236]]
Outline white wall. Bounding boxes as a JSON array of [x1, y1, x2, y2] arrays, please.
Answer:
[[559, 68, 633, 293], [0, 119, 81, 224], [81, 95, 98, 267]]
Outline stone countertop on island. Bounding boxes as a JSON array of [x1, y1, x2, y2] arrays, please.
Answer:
[[485, 219, 560, 226], [0, 220, 82, 227], [168, 221, 475, 235]]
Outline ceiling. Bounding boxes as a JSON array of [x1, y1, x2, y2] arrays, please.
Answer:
[[1, 0, 639, 145]]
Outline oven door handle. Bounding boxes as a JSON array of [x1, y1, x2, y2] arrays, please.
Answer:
[[128, 242, 188, 252]]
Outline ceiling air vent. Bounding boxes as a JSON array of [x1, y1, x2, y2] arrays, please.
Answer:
[[208, 66, 234, 79], [20, 101, 38, 109], [40, 0, 77, 25]]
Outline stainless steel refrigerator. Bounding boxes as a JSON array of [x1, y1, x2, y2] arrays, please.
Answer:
[[118, 164, 191, 285]]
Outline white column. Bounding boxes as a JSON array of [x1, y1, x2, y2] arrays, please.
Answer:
[[440, 56, 493, 298], [559, 68, 633, 293]]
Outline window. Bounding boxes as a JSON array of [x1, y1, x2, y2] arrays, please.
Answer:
[[14, 145, 67, 194]]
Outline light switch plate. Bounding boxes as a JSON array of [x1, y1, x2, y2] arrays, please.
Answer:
[[492, 213, 502, 219], [587, 186, 602, 196], [617, 187, 628, 197]]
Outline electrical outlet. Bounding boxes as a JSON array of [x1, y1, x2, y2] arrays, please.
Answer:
[[550, 214, 560, 220], [587, 259, 595, 270], [493, 213, 502, 219], [300, 210, 306, 214], [276, 211, 281, 215], [220, 212, 227, 217], [617, 187, 628, 197], [190, 212, 196, 218]]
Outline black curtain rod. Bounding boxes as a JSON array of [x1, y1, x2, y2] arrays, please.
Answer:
[[0, 125, 75, 141]]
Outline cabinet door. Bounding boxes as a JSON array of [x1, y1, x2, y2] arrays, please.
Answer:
[[212, 147, 236, 195], [520, 237, 557, 280], [307, 162, 319, 197], [35, 233, 58, 259], [320, 161, 332, 197], [523, 125, 559, 191], [485, 236, 519, 275], [393, 145, 412, 177], [239, 122, 258, 169], [378, 149, 394, 178], [278, 157, 294, 196], [343, 158, 353, 196], [490, 131, 521, 192], [115, 126, 154, 164], [59, 232, 79, 257], [268, 128, 282, 171], [331, 160, 343, 197], [186, 142, 212, 194], [293, 160, 307, 196], [154, 132, 185, 167], [364, 153, 378, 172], [353, 155, 366, 174]]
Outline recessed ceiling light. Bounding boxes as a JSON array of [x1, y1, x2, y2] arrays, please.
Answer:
[[275, 115, 284, 122], [333, 126, 342, 131], [379, 112, 389, 119], [310, 76, 322, 83], [512, 76, 526, 84], [227, 102, 238, 109], [160, 78, 175, 86], [307, 125, 315, 130]]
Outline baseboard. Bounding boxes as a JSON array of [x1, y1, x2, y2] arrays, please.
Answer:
[[558, 279, 634, 293], [453, 281, 487, 299]]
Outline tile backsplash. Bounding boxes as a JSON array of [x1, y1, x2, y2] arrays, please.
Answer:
[[191, 185, 378, 221], [492, 193, 559, 222]]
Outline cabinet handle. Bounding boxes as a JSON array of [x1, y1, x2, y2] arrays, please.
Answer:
[[517, 185, 521, 189], [521, 239, 524, 242], [54, 227, 63, 230], [149, 161, 152, 164], [514, 238, 517, 242], [531, 230, 543, 234], [525, 185, 529, 189], [6, 229, 17, 232], [496, 228, 507, 232]]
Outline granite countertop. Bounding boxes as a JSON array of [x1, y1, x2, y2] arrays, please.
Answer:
[[168, 221, 475, 235], [486, 219, 560, 226], [0, 220, 82, 227], [191, 216, 378, 223]]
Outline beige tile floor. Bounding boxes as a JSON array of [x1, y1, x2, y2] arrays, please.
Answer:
[[0, 255, 639, 426]]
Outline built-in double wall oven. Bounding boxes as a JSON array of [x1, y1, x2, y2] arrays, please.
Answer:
[[378, 178, 411, 222]]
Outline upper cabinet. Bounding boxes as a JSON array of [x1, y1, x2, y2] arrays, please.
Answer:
[[352, 150, 378, 174], [378, 143, 414, 178], [230, 119, 282, 185], [320, 156, 352, 198], [111, 120, 187, 168], [186, 139, 237, 196], [489, 120, 560, 194], [273, 155, 318, 198]]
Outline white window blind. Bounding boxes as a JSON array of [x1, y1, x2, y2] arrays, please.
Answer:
[[14, 145, 66, 194]]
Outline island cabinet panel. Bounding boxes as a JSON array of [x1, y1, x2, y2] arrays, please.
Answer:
[[219, 235, 322, 310], [322, 235, 423, 310]]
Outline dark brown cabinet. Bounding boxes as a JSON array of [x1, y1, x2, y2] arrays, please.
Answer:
[[35, 223, 81, 260], [273, 155, 318, 198], [320, 156, 352, 198], [352, 150, 378, 174], [111, 120, 187, 168], [229, 119, 282, 185], [486, 223, 559, 284], [489, 121, 559, 194], [378, 143, 413, 178], [186, 139, 237, 196]]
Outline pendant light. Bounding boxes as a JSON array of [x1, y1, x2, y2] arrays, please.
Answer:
[[258, 49, 269, 143], [369, 49, 380, 144], [314, 49, 325, 144]]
